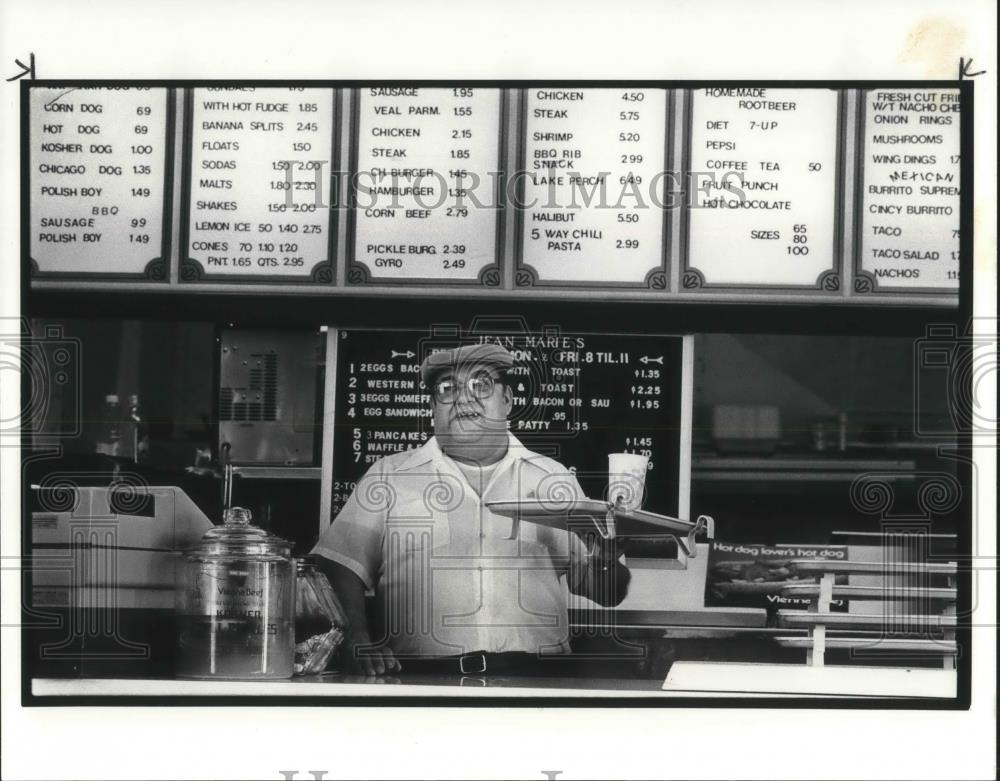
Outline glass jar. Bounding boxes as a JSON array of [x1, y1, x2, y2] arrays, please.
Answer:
[[293, 556, 348, 675], [176, 507, 295, 679]]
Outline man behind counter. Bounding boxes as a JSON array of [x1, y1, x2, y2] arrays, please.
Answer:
[[312, 343, 631, 676]]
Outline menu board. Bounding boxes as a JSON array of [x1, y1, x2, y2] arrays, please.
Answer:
[[686, 88, 841, 290], [330, 330, 684, 524], [857, 89, 961, 293], [29, 86, 171, 279], [183, 87, 337, 282], [350, 88, 502, 285], [518, 89, 669, 287]]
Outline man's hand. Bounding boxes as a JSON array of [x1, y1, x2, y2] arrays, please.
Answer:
[[341, 627, 401, 676], [568, 532, 632, 607], [317, 557, 401, 675]]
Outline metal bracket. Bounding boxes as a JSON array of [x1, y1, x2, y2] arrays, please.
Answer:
[[601, 506, 617, 540], [679, 515, 713, 559]]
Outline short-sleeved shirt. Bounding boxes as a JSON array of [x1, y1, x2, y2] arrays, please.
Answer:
[[312, 434, 590, 657]]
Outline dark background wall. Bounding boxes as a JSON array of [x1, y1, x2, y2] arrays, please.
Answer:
[[27, 318, 958, 548]]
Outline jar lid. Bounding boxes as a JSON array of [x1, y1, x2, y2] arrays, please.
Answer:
[[295, 554, 322, 572], [187, 507, 293, 559]]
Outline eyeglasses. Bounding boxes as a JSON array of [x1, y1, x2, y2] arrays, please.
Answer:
[[432, 372, 499, 404]]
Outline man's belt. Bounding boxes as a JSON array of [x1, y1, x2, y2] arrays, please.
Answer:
[[399, 651, 543, 675]]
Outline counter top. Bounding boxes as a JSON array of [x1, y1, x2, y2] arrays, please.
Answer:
[[32, 662, 957, 699], [33, 674, 668, 697]]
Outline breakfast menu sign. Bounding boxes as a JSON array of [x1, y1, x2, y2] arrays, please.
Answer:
[[329, 329, 686, 522]]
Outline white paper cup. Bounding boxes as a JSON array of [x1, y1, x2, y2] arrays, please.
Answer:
[[608, 452, 649, 510]]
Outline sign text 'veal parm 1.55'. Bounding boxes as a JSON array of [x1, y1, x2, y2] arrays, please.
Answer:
[[351, 87, 502, 285]]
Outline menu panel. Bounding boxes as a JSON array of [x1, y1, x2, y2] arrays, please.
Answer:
[[857, 89, 961, 293], [518, 89, 669, 287], [184, 87, 336, 282], [330, 330, 684, 522], [350, 88, 502, 285], [686, 88, 840, 290], [29, 87, 171, 279]]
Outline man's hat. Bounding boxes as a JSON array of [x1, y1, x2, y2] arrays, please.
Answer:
[[419, 343, 515, 386]]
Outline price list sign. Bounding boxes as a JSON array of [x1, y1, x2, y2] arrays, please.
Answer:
[[29, 87, 171, 279], [330, 330, 683, 521], [184, 87, 336, 282], [350, 88, 503, 285], [686, 88, 840, 290], [857, 89, 961, 293], [518, 89, 669, 287]]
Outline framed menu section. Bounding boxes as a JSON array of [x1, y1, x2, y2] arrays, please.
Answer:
[[685, 88, 841, 291], [349, 88, 503, 286], [855, 89, 961, 294], [182, 87, 337, 283], [329, 329, 685, 523], [518, 89, 669, 288], [29, 86, 172, 280]]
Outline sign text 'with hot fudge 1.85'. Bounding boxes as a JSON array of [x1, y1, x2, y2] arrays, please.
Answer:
[[184, 87, 337, 281]]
